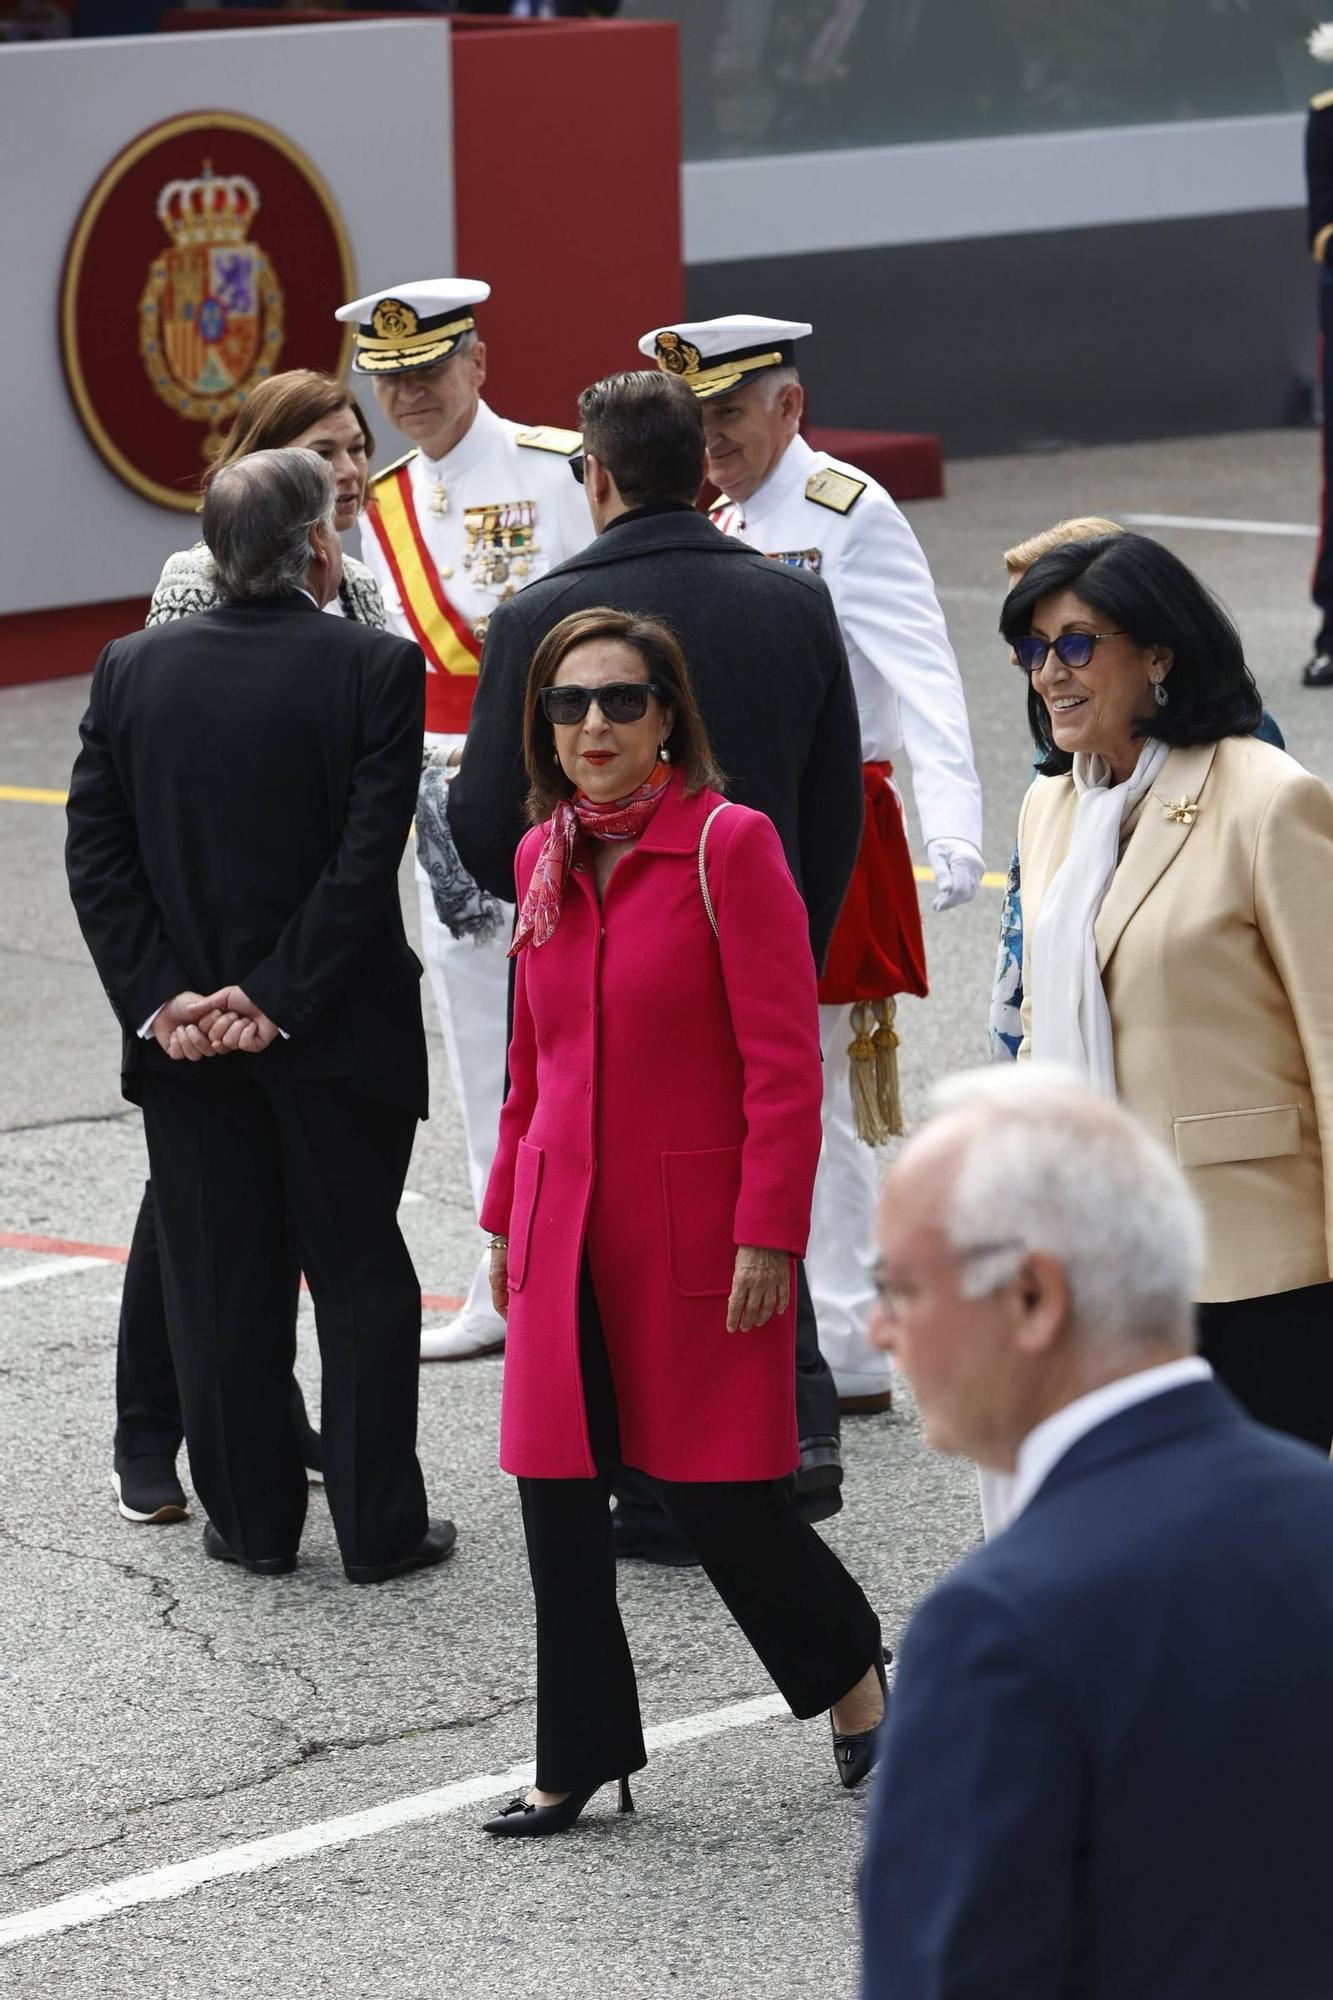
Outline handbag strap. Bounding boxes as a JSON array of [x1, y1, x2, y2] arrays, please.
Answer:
[[698, 801, 733, 939]]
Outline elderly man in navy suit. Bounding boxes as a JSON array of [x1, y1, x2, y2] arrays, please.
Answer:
[[861, 1066, 1333, 2000]]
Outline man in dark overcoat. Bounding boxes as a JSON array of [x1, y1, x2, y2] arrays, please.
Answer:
[[448, 369, 864, 1548], [65, 447, 453, 1584]]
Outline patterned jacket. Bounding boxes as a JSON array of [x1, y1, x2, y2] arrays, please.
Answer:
[[146, 542, 387, 628]]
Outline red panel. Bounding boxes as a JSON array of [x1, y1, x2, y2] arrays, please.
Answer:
[[452, 22, 682, 428], [161, 14, 684, 433], [699, 430, 944, 515], [806, 427, 945, 502], [0, 599, 150, 688]]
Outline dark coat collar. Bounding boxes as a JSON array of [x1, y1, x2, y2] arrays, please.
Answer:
[[1025, 1378, 1241, 1514], [211, 593, 324, 616], [545, 509, 748, 576]]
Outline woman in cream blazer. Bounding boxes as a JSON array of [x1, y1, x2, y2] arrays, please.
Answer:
[[1007, 532, 1333, 1452]]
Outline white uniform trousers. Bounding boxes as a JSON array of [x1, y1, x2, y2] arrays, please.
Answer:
[[804, 1001, 895, 1399], [416, 867, 512, 1328]]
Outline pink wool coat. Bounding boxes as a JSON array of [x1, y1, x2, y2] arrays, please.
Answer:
[[480, 775, 825, 1482]]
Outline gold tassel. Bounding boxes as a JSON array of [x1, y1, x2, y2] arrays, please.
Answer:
[[848, 1002, 893, 1147], [870, 997, 905, 1139]]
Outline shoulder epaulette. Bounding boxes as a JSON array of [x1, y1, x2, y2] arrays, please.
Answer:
[[1312, 89, 1333, 110], [805, 467, 866, 515], [515, 426, 583, 456], [368, 448, 419, 487]]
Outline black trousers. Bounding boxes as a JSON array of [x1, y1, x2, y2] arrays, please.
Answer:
[[114, 1181, 308, 1466], [140, 1064, 427, 1568], [1197, 1282, 1333, 1453], [794, 1259, 841, 1441], [517, 1263, 881, 1793]]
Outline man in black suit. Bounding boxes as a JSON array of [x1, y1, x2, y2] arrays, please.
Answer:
[[861, 1067, 1333, 1999], [449, 370, 863, 1546], [66, 447, 453, 1584]]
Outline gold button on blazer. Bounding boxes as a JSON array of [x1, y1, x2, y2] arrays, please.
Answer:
[[1018, 736, 1333, 1304]]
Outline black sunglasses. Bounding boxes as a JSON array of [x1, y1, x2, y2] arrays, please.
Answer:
[[568, 451, 586, 485], [540, 681, 666, 726], [1013, 630, 1125, 675]]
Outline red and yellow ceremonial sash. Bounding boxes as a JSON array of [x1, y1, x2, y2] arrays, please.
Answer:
[[365, 465, 481, 735]]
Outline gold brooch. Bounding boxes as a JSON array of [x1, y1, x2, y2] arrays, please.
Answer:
[[1159, 795, 1199, 826]]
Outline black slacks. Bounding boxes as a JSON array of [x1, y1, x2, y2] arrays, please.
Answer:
[[140, 1063, 427, 1568], [114, 1180, 308, 1466], [1197, 1282, 1333, 1453], [517, 1263, 881, 1793]]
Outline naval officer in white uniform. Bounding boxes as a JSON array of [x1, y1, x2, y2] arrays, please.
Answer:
[[639, 314, 984, 1407], [338, 279, 593, 1360]]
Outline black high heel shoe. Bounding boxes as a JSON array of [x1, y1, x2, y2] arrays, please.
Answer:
[[482, 1774, 635, 1838], [831, 1644, 890, 1790]]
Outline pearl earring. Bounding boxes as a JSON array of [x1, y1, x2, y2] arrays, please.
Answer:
[[658, 743, 671, 762]]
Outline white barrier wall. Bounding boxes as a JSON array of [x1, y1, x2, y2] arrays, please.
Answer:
[[0, 22, 454, 617]]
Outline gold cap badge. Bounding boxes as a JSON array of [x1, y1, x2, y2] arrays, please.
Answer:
[[655, 330, 702, 376], [372, 298, 418, 341]]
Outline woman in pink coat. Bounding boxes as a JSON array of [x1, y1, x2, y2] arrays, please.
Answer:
[[479, 607, 884, 1839]]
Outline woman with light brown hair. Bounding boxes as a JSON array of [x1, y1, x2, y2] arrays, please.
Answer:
[[147, 370, 386, 625]]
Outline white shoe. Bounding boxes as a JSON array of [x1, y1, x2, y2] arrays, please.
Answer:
[[420, 1310, 506, 1363]]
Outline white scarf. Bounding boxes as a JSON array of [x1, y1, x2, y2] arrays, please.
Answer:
[[1029, 738, 1169, 1094]]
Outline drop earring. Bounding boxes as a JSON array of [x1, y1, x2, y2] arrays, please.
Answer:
[[1153, 678, 1169, 708], [658, 743, 671, 762]]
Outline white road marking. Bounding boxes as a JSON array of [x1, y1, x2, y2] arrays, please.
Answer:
[[1121, 511, 1318, 538], [0, 1256, 105, 1292], [0, 1692, 788, 1951]]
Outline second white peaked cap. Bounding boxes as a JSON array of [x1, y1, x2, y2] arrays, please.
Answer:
[[637, 314, 813, 400], [336, 279, 491, 375]]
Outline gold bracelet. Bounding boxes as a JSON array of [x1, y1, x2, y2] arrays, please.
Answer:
[[488, 1234, 509, 1250]]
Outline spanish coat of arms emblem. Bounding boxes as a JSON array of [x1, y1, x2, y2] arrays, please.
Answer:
[[138, 161, 285, 459]]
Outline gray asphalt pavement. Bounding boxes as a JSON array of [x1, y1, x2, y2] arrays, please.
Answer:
[[3, 430, 1332, 1998]]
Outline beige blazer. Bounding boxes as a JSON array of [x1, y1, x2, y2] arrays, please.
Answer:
[[1019, 736, 1333, 1303]]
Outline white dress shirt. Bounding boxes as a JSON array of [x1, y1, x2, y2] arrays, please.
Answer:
[[1006, 1356, 1214, 1522]]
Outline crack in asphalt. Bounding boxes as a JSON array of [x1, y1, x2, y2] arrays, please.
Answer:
[[0, 1694, 536, 1888], [0, 1825, 130, 1887], [3, 1107, 138, 1137], [116, 1691, 535, 1821], [0, 1529, 328, 1706]]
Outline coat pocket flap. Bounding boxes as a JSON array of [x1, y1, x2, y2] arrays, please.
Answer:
[[1173, 1104, 1300, 1169], [661, 1145, 743, 1297], [506, 1138, 544, 1291]]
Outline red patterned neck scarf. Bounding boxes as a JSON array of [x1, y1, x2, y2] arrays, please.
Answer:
[[510, 763, 674, 955]]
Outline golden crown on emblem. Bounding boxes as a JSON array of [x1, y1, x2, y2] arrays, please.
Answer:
[[155, 163, 260, 248]]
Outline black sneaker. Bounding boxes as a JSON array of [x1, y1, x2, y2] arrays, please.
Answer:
[[111, 1463, 189, 1525], [1302, 650, 1333, 687]]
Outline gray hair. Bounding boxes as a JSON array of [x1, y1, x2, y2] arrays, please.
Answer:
[[202, 447, 336, 601], [754, 364, 801, 406], [929, 1066, 1203, 1356]]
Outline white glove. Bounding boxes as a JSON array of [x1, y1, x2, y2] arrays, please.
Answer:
[[927, 837, 984, 913]]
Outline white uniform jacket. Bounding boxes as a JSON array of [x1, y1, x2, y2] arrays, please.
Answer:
[[715, 433, 982, 853], [359, 399, 595, 743]]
